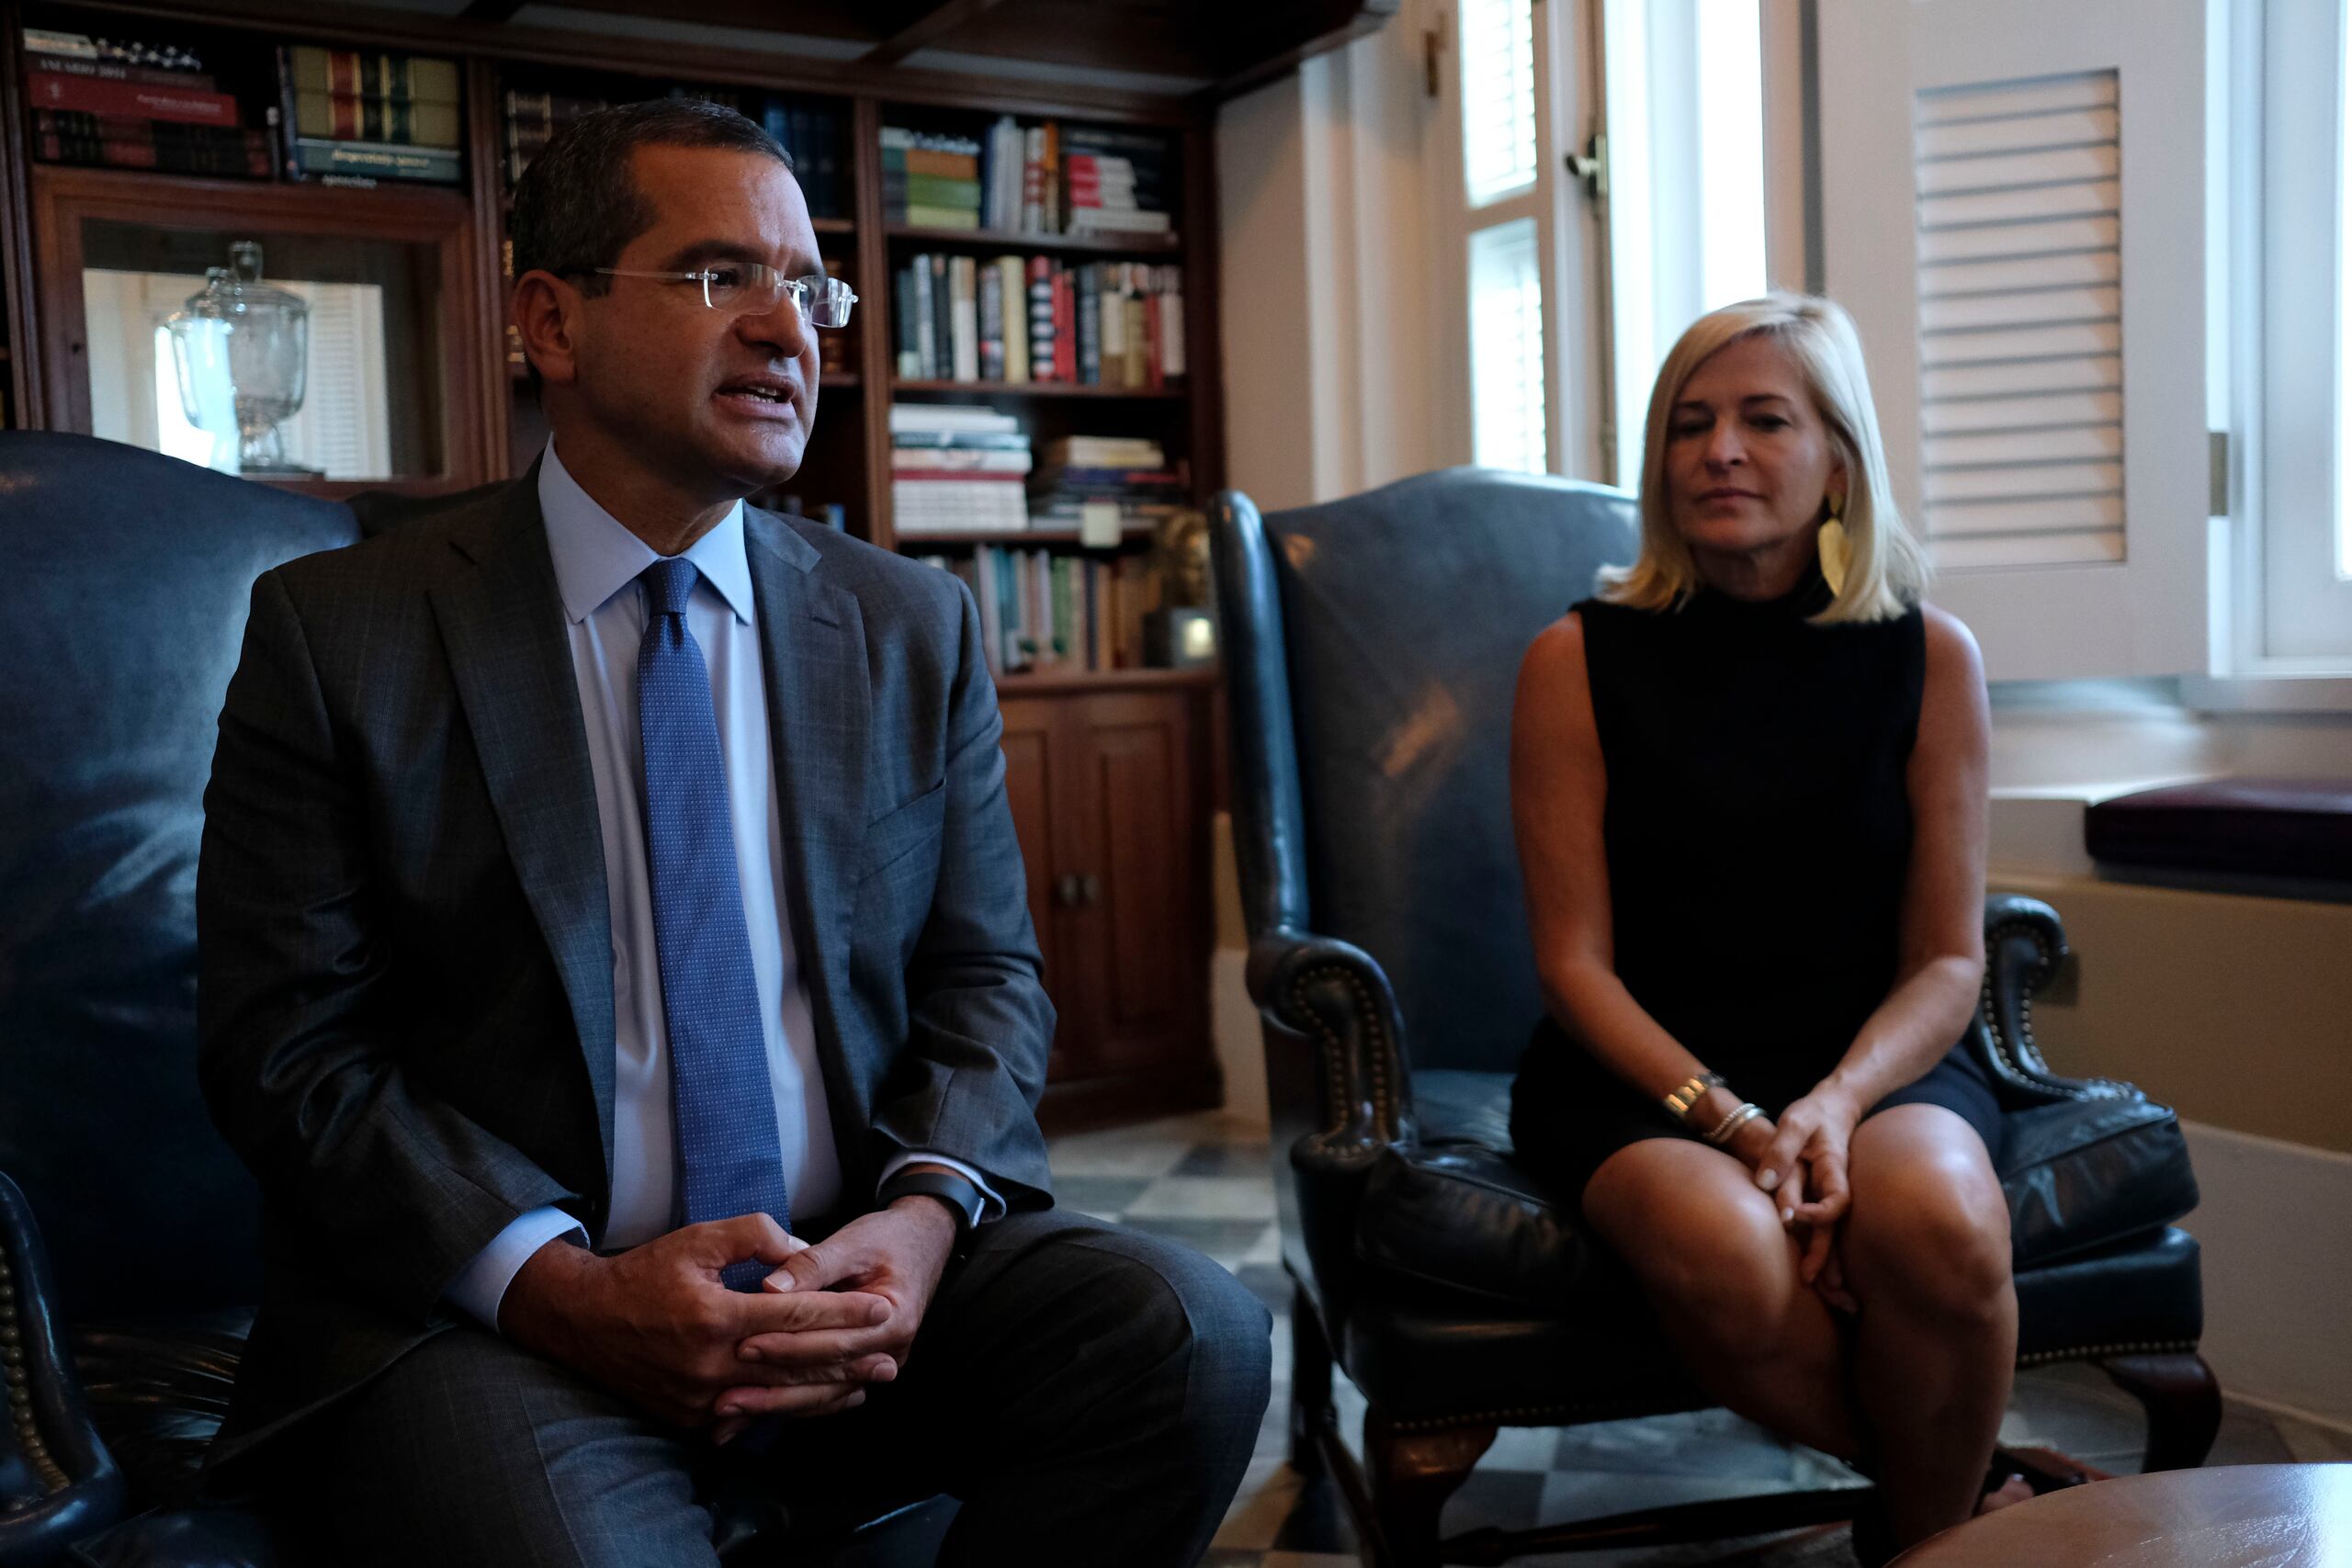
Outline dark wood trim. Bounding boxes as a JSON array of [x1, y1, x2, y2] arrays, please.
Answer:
[[465, 54, 512, 481], [850, 94, 897, 551], [1181, 118, 1225, 496], [0, 0, 42, 426], [66, 0, 1202, 123], [861, 0, 1013, 69], [886, 222, 1181, 256], [1035, 1055, 1222, 1134], [891, 378, 1185, 400]]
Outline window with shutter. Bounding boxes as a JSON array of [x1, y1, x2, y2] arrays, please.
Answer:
[[1821, 0, 2213, 682]]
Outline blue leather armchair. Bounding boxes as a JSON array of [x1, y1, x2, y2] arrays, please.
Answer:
[[1209, 468, 2218, 1567], [0, 433, 950, 1567]]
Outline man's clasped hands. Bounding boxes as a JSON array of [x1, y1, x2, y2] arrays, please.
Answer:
[[497, 1198, 964, 1446]]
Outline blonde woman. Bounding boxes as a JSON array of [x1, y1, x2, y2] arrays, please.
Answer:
[[1509, 294, 2021, 1557]]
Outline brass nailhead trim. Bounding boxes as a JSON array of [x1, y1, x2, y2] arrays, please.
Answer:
[[0, 1247, 67, 1495], [1290, 963, 1395, 1130]]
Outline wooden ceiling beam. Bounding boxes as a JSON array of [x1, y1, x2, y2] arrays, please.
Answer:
[[860, 0, 1012, 69]]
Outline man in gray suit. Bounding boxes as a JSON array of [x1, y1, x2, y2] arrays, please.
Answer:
[[196, 99, 1269, 1565]]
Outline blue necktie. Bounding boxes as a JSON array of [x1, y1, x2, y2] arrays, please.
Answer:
[[637, 557, 789, 1291]]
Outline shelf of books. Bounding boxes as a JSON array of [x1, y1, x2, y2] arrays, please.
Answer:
[[6, 7, 1221, 691], [870, 102, 1204, 689]]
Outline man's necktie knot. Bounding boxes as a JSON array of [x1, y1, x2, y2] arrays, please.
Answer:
[[641, 556, 698, 620]]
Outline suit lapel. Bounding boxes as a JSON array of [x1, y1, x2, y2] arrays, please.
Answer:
[[744, 513, 870, 1179], [429, 475, 617, 1185]]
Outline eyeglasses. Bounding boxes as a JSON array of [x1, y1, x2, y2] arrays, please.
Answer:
[[582, 263, 858, 327]]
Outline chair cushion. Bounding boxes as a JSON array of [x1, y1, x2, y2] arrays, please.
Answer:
[[1353, 1070, 1592, 1308], [2014, 1226, 2204, 1362], [74, 1313, 251, 1514], [1353, 1070, 2200, 1316], [2001, 1097, 2199, 1268]]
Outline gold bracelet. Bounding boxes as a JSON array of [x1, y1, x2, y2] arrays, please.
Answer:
[[1662, 1071, 1728, 1124]]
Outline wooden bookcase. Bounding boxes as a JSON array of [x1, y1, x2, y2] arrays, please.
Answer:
[[0, 0, 1224, 1129]]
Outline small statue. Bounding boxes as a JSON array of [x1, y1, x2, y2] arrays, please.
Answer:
[[1144, 506, 1217, 668]]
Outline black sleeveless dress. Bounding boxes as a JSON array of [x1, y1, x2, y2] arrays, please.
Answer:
[[1509, 568, 2004, 1200]]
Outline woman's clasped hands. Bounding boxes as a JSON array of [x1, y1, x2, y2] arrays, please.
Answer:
[[1743, 1086, 1864, 1314]]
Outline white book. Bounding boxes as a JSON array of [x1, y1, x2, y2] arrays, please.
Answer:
[[950, 256, 979, 382], [1158, 267, 1184, 379], [1000, 256, 1030, 383], [890, 402, 1022, 434]]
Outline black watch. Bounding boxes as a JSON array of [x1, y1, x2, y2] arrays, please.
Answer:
[[878, 1168, 985, 1243]]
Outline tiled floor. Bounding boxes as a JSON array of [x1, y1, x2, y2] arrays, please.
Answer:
[[1044, 1111, 2352, 1568]]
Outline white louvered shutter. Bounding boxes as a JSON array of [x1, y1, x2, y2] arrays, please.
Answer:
[[1820, 0, 2212, 680]]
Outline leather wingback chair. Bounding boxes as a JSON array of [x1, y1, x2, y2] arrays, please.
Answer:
[[1209, 468, 2220, 1568], [0, 434, 951, 1567]]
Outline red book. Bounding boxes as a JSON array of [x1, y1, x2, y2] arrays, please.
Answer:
[[1052, 265, 1076, 383], [27, 73, 239, 126], [1145, 291, 1163, 392]]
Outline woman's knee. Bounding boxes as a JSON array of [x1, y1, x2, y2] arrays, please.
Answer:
[[1590, 1169, 1804, 1357], [1845, 1156, 2012, 1320]]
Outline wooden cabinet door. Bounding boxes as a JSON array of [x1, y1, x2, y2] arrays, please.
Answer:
[[1052, 691, 1204, 1081], [994, 695, 1079, 1079]]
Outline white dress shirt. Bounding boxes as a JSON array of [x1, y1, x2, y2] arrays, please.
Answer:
[[446, 439, 995, 1327]]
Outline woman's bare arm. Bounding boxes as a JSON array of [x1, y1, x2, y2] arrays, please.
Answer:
[[1512, 614, 1757, 1136], [1815, 604, 1993, 1111]]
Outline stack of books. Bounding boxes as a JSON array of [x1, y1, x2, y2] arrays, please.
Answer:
[[893, 254, 1183, 390], [24, 28, 271, 178], [890, 403, 1032, 536], [881, 128, 982, 228], [278, 45, 463, 184], [918, 547, 1159, 675], [910, 115, 1177, 240], [1063, 125, 1173, 236], [759, 102, 846, 220], [503, 86, 612, 186], [1028, 436, 1189, 534]]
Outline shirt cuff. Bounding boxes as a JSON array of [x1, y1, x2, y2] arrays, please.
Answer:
[[444, 1205, 588, 1330], [879, 1151, 1006, 1224]]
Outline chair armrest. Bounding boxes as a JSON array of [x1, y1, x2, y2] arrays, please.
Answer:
[[0, 1168, 127, 1564], [1975, 895, 2140, 1106], [1247, 928, 1415, 1164]]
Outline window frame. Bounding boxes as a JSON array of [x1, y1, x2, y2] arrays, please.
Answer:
[[1427, 0, 1611, 482], [2230, 0, 2352, 672]]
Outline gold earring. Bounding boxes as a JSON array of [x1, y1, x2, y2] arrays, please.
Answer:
[[1817, 498, 1850, 595]]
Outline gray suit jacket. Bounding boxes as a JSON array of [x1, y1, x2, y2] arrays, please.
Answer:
[[194, 472, 1054, 1474]]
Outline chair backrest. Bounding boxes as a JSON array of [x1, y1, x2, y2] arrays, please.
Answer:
[[0, 433, 359, 1320], [1212, 468, 1637, 1074]]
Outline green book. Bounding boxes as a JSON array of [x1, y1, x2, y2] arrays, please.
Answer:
[[904, 174, 980, 208], [904, 204, 979, 230]]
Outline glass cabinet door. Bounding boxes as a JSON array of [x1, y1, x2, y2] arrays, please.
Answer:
[[35, 168, 498, 491]]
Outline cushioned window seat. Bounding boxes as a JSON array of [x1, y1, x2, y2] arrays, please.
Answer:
[[2084, 778, 2352, 897]]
